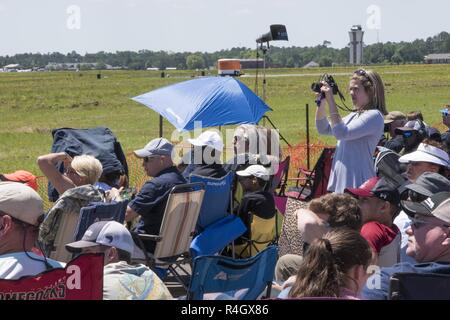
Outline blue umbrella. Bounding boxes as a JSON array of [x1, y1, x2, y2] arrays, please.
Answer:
[[132, 76, 272, 131]]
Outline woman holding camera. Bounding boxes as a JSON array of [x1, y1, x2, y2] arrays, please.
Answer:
[[315, 69, 387, 193]]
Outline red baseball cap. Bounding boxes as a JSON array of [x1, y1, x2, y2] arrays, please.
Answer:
[[2, 170, 38, 191], [345, 176, 380, 198]]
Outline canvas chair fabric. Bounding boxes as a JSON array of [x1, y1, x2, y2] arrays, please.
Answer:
[[190, 214, 246, 258], [235, 214, 276, 258], [46, 199, 126, 263], [187, 245, 278, 300], [287, 147, 335, 200], [74, 200, 128, 241], [189, 171, 234, 231], [389, 272, 450, 300], [133, 183, 205, 265], [47, 127, 128, 201], [267, 157, 290, 216], [0, 253, 103, 300], [132, 183, 205, 289]]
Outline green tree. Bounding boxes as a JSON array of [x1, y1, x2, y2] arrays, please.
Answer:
[[186, 54, 205, 70]]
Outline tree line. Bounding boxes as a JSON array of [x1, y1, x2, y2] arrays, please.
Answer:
[[1, 32, 448, 70]]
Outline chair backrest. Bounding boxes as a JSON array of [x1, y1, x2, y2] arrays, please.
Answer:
[[153, 183, 205, 261], [310, 148, 334, 198], [389, 272, 450, 300], [48, 127, 128, 201], [49, 200, 128, 263], [75, 200, 128, 241], [296, 147, 334, 200], [267, 156, 290, 195], [374, 146, 406, 187], [235, 214, 276, 258], [0, 253, 103, 300], [188, 245, 278, 300], [189, 171, 234, 231]]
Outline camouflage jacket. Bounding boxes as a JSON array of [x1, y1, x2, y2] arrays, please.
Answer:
[[39, 184, 104, 254]]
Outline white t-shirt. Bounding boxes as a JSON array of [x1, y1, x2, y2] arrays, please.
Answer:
[[0, 252, 64, 280]]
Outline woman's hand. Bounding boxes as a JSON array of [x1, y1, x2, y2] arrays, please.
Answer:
[[59, 152, 73, 167], [320, 81, 335, 103]]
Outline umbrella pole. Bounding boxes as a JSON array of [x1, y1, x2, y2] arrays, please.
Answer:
[[159, 115, 163, 137], [262, 115, 291, 147]]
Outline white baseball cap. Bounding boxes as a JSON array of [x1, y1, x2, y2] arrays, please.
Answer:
[[236, 165, 270, 181], [66, 221, 135, 255], [0, 182, 44, 226], [399, 143, 450, 168], [187, 130, 224, 152]]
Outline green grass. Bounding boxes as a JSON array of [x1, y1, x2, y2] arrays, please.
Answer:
[[1, 64, 449, 176]]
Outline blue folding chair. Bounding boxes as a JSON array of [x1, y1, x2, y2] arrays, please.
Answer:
[[187, 245, 278, 300], [74, 200, 128, 241], [389, 272, 450, 300], [48, 200, 128, 263], [188, 171, 246, 257], [189, 171, 234, 231]]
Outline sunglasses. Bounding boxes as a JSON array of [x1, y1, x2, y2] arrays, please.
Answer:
[[402, 131, 414, 138], [354, 69, 373, 83], [440, 109, 449, 117], [354, 69, 367, 76], [410, 216, 450, 229], [143, 156, 160, 163], [408, 190, 429, 203]]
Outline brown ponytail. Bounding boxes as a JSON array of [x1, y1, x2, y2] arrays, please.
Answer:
[[289, 229, 372, 298]]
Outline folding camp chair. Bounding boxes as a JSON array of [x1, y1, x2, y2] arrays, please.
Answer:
[[287, 147, 335, 201], [187, 245, 278, 300], [234, 213, 276, 258], [189, 171, 234, 232], [49, 200, 128, 262], [389, 272, 450, 300], [0, 253, 104, 300], [269, 156, 290, 216], [133, 183, 205, 289], [188, 172, 246, 258]]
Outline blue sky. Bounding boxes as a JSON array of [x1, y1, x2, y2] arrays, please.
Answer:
[[0, 0, 448, 55]]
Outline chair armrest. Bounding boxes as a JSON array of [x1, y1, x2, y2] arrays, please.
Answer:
[[138, 234, 162, 242]]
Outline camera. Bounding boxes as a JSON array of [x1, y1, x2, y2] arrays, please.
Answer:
[[311, 74, 339, 95]]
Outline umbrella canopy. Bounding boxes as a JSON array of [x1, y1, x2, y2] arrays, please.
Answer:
[[132, 76, 272, 131]]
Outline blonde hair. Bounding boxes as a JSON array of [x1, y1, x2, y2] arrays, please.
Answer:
[[71, 155, 103, 185], [352, 69, 387, 115]]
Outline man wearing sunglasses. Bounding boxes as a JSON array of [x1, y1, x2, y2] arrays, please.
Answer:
[[395, 119, 427, 156], [394, 172, 450, 265], [383, 111, 407, 153], [440, 104, 450, 151], [0, 182, 63, 279], [363, 191, 450, 300], [125, 138, 186, 254]]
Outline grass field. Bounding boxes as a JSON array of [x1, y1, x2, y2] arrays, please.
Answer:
[[1, 64, 449, 176]]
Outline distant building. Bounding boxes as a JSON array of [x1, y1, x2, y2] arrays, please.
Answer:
[[2, 64, 21, 72], [424, 53, 450, 64], [239, 58, 264, 69], [303, 61, 320, 68], [349, 25, 364, 65]]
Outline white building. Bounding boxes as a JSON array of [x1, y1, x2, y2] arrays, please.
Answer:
[[424, 53, 450, 64], [349, 25, 364, 65]]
